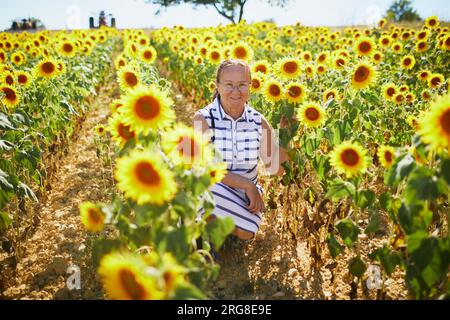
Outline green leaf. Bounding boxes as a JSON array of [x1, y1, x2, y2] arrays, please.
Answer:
[[172, 281, 206, 300], [92, 238, 123, 268], [440, 159, 450, 186], [205, 216, 235, 251], [356, 189, 376, 209], [379, 192, 392, 212], [405, 167, 446, 203], [163, 226, 190, 262], [349, 256, 367, 278], [326, 233, 344, 258], [312, 154, 331, 181], [365, 211, 380, 234], [135, 203, 168, 226], [368, 246, 402, 276], [335, 218, 360, 247], [385, 153, 416, 186], [0, 211, 13, 231], [325, 179, 356, 202]]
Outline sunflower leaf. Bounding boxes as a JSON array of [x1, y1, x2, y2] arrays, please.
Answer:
[[349, 256, 367, 278], [336, 218, 360, 247], [325, 179, 356, 202]]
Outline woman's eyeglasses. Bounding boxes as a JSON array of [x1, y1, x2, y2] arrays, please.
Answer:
[[220, 82, 250, 92]]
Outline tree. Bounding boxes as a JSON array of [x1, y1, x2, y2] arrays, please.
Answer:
[[145, 0, 289, 24], [385, 0, 421, 22]]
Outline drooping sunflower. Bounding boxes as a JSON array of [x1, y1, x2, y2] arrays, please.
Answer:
[[79, 202, 105, 233], [275, 57, 301, 80], [229, 42, 253, 61], [428, 73, 444, 89], [418, 92, 450, 152], [377, 145, 395, 168], [251, 60, 270, 75], [354, 37, 376, 56], [16, 71, 32, 87], [351, 62, 376, 90], [117, 66, 141, 91], [35, 58, 59, 79], [400, 55, 416, 70], [108, 113, 136, 147], [329, 141, 370, 178], [285, 82, 306, 104], [161, 124, 214, 168], [0, 85, 20, 108], [140, 46, 157, 64], [98, 251, 163, 300], [297, 101, 326, 128], [115, 149, 177, 205], [263, 78, 283, 103], [120, 85, 175, 135]]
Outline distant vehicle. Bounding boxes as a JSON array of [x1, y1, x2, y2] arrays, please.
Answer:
[[90, 11, 116, 29]]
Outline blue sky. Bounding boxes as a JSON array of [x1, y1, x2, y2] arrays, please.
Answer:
[[0, 0, 449, 30]]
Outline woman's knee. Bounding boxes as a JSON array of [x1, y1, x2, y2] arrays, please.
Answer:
[[233, 228, 255, 240]]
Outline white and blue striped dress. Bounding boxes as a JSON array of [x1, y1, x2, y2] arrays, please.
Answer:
[[195, 97, 264, 234]]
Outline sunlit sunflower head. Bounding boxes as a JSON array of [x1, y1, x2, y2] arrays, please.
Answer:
[[415, 40, 428, 53], [275, 57, 301, 80], [2, 72, 15, 86], [425, 16, 439, 29], [285, 81, 306, 104], [208, 80, 216, 93], [115, 149, 177, 205], [378, 18, 387, 28], [329, 141, 370, 178], [0, 85, 20, 108], [316, 51, 330, 65], [161, 124, 214, 168], [207, 48, 222, 64], [304, 64, 314, 78], [110, 98, 125, 113], [250, 73, 264, 93], [442, 34, 450, 51], [79, 202, 105, 233], [297, 101, 326, 128], [114, 54, 128, 70], [393, 93, 405, 105], [207, 161, 228, 185], [351, 62, 376, 90], [354, 37, 376, 56], [377, 145, 395, 168], [140, 46, 157, 64], [418, 92, 450, 152], [11, 51, 25, 66], [428, 73, 444, 89], [323, 89, 338, 103], [333, 56, 347, 69], [378, 35, 391, 48], [108, 113, 136, 147], [95, 124, 106, 136], [59, 40, 76, 58], [16, 71, 32, 87], [407, 114, 420, 130], [0, 49, 6, 63], [301, 51, 313, 62], [98, 251, 163, 300], [35, 58, 59, 79], [400, 55, 415, 70], [391, 42, 403, 53], [422, 89, 432, 101], [418, 70, 430, 82], [117, 66, 141, 91], [263, 78, 283, 104], [229, 42, 253, 61], [121, 85, 175, 135], [405, 92, 416, 103], [251, 60, 270, 75]]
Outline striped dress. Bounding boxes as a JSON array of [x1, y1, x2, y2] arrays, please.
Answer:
[[195, 97, 264, 234]]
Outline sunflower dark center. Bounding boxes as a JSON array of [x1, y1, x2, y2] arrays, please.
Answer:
[[2, 87, 16, 101], [119, 269, 146, 300], [441, 109, 450, 135], [289, 86, 302, 98], [305, 107, 320, 121], [125, 72, 138, 87], [88, 208, 103, 224], [135, 162, 160, 186], [234, 47, 247, 59], [359, 41, 371, 53], [269, 84, 281, 96], [135, 96, 160, 120], [341, 149, 360, 166], [354, 66, 370, 82], [384, 151, 393, 163], [118, 123, 135, 140], [42, 62, 55, 74]]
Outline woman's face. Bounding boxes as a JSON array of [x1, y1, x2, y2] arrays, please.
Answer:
[[217, 65, 251, 111]]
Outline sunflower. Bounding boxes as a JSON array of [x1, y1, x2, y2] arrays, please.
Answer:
[[59, 40, 76, 58], [115, 149, 177, 205], [0, 49, 5, 63], [208, 48, 222, 64], [161, 124, 214, 168], [11, 51, 25, 66], [418, 70, 430, 82], [333, 56, 347, 69], [415, 40, 428, 53], [0, 85, 20, 108], [3, 72, 15, 86], [377, 145, 395, 168], [16, 71, 32, 87], [120, 85, 174, 135], [110, 98, 125, 113], [425, 16, 439, 29], [391, 42, 403, 53], [378, 35, 391, 48], [297, 102, 326, 128], [285, 82, 306, 104], [379, 18, 387, 28], [95, 124, 106, 136], [351, 62, 376, 90], [79, 202, 105, 233], [114, 54, 128, 70], [354, 37, 376, 56], [316, 51, 329, 65], [207, 161, 228, 185], [393, 93, 405, 105], [422, 89, 432, 101], [35, 58, 59, 79], [442, 34, 450, 51], [98, 251, 163, 300], [108, 113, 136, 147], [323, 89, 338, 103], [250, 73, 264, 93], [428, 73, 444, 89], [329, 141, 370, 178], [251, 60, 270, 75], [229, 42, 253, 61], [263, 78, 283, 103], [418, 92, 450, 152], [275, 57, 301, 80], [208, 81, 216, 93], [140, 47, 157, 64], [399, 55, 415, 70], [117, 66, 141, 91], [301, 51, 313, 62]]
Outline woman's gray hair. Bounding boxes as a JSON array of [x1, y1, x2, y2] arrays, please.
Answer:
[[212, 59, 252, 100]]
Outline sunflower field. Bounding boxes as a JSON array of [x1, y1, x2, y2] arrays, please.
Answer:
[[0, 15, 449, 300]]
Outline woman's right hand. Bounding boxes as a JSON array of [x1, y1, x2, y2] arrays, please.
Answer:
[[244, 181, 265, 214]]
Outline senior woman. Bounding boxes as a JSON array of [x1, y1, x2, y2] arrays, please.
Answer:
[[193, 59, 290, 241]]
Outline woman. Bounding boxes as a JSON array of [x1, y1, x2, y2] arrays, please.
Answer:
[[193, 59, 290, 240]]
